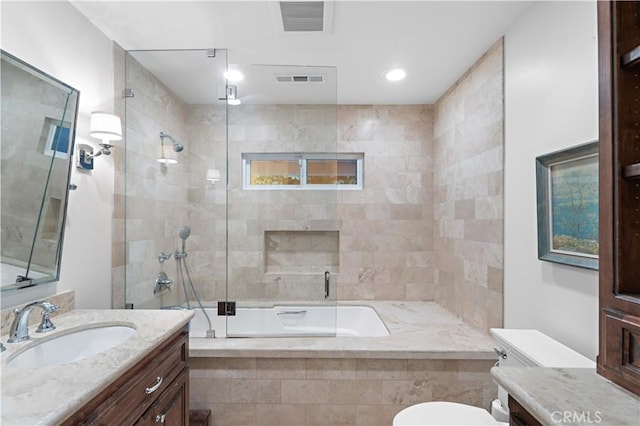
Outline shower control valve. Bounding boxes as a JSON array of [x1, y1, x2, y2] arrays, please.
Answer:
[[158, 252, 172, 264]]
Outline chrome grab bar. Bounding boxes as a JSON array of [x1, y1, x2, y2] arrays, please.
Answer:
[[276, 310, 307, 315]]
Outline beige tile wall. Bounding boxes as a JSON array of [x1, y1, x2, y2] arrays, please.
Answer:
[[337, 105, 434, 301], [113, 48, 193, 309], [189, 357, 496, 426], [433, 39, 505, 333], [112, 45, 502, 327], [116, 100, 436, 306]]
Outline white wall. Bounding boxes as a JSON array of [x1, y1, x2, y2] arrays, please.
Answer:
[[504, 1, 599, 359], [1, 1, 114, 308]]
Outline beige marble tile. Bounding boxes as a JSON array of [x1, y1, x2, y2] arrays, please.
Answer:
[[329, 379, 382, 404], [356, 359, 408, 380], [255, 404, 306, 426], [209, 403, 256, 426], [281, 379, 331, 404], [255, 358, 306, 379], [229, 378, 281, 404], [305, 404, 357, 426], [356, 404, 404, 426], [381, 380, 433, 405], [306, 358, 357, 380], [204, 358, 257, 378]]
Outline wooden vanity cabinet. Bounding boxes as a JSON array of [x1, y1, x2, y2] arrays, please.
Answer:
[[63, 325, 190, 426], [507, 396, 542, 426], [597, 0, 640, 397]]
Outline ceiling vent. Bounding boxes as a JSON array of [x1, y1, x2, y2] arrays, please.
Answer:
[[279, 1, 324, 32], [276, 75, 325, 83]]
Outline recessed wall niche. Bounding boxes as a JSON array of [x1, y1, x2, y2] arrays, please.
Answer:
[[264, 230, 339, 274]]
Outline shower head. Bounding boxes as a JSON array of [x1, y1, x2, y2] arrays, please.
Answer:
[[160, 131, 184, 152], [172, 141, 184, 152], [179, 225, 191, 254], [179, 226, 191, 241]]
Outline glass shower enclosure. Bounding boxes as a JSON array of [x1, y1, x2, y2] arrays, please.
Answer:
[[122, 49, 339, 337]]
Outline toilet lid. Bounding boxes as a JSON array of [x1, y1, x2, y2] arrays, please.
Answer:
[[393, 401, 505, 426]]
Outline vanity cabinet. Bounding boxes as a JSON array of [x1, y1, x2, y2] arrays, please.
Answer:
[[63, 325, 189, 425], [598, 1, 640, 396], [507, 396, 542, 426]]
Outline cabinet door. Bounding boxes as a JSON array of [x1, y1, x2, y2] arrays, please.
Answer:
[[597, 0, 640, 396], [136, 369, 189, 426]]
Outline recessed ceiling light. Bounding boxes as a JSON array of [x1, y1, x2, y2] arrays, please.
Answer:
[[385, 68, 406, 82], [224, 69, 244, 82]]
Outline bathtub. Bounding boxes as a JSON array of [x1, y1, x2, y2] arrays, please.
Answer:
[[189, 304, 389, 338]]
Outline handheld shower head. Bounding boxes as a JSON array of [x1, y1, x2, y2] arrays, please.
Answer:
[[178, 226, 191, 254], [179, 226, 191, 241]]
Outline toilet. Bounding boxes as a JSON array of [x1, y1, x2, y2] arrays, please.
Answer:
[[393, 329, 596, 426]]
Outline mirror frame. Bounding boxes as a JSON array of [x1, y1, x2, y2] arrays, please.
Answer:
[[1, 49, 80, 292]]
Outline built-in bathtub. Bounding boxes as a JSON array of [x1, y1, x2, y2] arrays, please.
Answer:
[[187, 301, 500, 426], [189, 304, 389, 338]]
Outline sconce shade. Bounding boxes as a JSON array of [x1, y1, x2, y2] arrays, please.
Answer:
[[157, 145, 178, 164], [90, 112, 122, 141], [206, 168, 221, 182]]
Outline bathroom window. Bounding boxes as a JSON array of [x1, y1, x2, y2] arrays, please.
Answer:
[[242, 153, 363, 190]]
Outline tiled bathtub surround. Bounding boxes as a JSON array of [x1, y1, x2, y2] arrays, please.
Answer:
[[113, 42, 503, 326], [114, 54, 435, 307], [433, 39, 505, 333], [188, 302, 497, 426], [190, 357, 495, 426]]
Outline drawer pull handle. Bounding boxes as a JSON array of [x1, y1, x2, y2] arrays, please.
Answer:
[[145, 376, 163, 394], [155, 414, 166, 423]]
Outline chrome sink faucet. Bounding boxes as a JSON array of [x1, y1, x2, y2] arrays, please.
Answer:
[[7, 301, 59, 343]]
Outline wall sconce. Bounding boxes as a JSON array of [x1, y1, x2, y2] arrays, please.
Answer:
[[77, 112, 122, 170], [206, 168, 221, 183], [227, 85, 241, 106]]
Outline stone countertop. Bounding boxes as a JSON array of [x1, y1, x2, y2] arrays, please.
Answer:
[[190, 301, 499, 359], [491, 367, 640, 425], [0, 309, 194, 426]]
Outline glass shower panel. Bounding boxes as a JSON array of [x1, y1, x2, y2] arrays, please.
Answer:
[[226, 64, 338, 337], [123, 49, 228, 311]]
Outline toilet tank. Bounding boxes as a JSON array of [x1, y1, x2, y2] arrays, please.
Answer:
[[490, 329, 595, 368]]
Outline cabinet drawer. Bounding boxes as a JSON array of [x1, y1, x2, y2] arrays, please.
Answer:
[[99, 339, 186, 424], [135, 368, 189, 425], [67, 326, 189, 426]]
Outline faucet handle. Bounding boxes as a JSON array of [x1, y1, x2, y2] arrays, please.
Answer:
[[36, 311, 57, 333], [40, 301, 59, 313]]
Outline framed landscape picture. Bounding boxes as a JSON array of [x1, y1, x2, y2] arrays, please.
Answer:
[[536, 141, 599, 270]]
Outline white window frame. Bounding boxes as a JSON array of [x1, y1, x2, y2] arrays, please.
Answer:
[[242, 153, 364, 190]]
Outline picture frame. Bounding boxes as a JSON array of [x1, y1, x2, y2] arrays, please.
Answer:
[[536, 141, 599, 270]]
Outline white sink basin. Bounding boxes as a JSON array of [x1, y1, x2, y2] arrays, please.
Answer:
[[7, 325, 137, 369]]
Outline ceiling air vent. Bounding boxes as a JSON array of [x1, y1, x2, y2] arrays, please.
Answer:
[[275, 75, 325, 83], [279, 1, 324, 32]]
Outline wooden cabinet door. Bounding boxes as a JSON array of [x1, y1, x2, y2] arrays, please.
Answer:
[[136, 369, 189, 426]]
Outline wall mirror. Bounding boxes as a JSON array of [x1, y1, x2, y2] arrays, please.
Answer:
[[1, 50, 79, 292]]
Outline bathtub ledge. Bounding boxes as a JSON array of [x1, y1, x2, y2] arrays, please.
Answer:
[[189, 301, 496, 360]]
